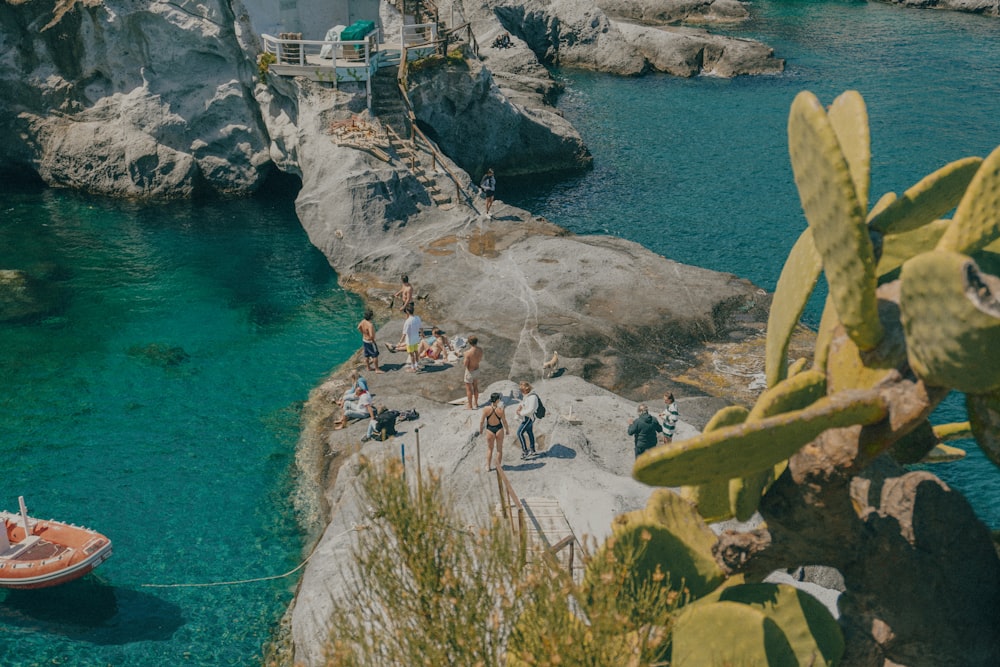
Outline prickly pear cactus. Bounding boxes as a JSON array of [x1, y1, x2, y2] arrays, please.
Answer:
[[900, 251, 1000, 393], [622, 89, 1000, 664], [691, 582, 845, 667], [788, 90, 883, 351], [596, 488, 726, 599]]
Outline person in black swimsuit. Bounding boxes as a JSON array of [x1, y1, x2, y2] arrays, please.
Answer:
[[479, 392, 510, 472]]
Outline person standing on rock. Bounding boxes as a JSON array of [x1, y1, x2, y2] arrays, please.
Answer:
[[395, 302, 423, 372], [463, 336, 483, 408], [659, 392, 679, 443], [357, 308, 383, 374], [629, 403, 663, 458], [515, 381, 539, 459], [479, 392, 510, 471], [393, 274, 414, 313], [480, 168, 496, 218]]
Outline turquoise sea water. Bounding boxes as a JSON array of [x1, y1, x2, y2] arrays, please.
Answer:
[[2, 1, 999, 665], [0, 182, 362, 665]]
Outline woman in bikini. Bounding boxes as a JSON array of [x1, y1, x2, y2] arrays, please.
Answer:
[[478, 392, 510, 472]]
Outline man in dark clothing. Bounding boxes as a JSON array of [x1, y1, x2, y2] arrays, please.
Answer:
[[628, 404, 663, 458]]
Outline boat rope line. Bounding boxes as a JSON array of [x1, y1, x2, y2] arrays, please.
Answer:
[[140, 524, 368, 588]]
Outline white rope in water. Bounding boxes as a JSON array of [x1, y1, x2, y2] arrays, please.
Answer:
[[141, 524, 367, 588]]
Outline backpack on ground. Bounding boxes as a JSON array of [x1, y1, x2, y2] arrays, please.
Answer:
[[373, 410, 399, 440], [534, 395, 546, 419]]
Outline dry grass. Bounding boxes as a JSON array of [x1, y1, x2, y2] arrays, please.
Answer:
[[324, 458, 680, 666]]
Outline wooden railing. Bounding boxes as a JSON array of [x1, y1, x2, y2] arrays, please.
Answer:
[[443, 22, 479, 58], [396, 43, 480, 212], [494, 466, 528, 565], [493, 467, 589, 577]]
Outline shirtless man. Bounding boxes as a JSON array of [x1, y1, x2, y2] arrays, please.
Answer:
[[393, 275, 414, 313], [357, 309, 382, 373], [463, 336, 483, 409]]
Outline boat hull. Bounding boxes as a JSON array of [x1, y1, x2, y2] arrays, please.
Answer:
[[1, 509, 113, 590]]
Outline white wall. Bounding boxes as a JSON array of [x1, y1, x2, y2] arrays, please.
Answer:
[[240, 0, 383, 41]]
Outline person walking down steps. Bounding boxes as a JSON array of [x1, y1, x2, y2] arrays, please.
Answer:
[[480, 168, 496, 218]]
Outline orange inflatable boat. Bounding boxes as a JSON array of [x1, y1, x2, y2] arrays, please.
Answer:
[[0, 496, 112, 589]]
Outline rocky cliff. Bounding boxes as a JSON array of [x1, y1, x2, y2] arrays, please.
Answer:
[[0, 0, 271, 197]]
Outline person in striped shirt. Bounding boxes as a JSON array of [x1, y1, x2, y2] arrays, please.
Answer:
[[659, 392, 679, 442]]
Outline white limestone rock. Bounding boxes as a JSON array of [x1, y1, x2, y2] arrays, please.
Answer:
[[596, 0, 750, 24], [0, 0, 269, 197]]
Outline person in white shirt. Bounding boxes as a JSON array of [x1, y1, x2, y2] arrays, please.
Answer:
[[515, 381, 539, 459], [396, 303, 423, 372]]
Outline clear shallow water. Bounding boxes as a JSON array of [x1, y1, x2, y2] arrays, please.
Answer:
[[0, 184, 362, 665], [507, 0, 1000, 528], [2, 2, 999, 664]]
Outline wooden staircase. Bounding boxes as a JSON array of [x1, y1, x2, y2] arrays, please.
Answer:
[[386, 125, 454, 208]]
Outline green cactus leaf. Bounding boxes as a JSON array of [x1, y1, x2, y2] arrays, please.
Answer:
[[693, 582, 845, 667], [933, 421, 972, 442], [671, 600, 798, 667], [787, 357, 809, 378], [680, 406, 750, 523], [922, 443, 967, 464], [731, 369, 826, 521], [749, 369, 827, 420], [937, 145, 1000, 255], [813, 295, 838, 372], [634, 391, 888, 487], [867, 191, 896, 222], [766, 228, 823, 387], [869, 156, 982, 234], [705, 405, 751, 431], [603, 488, 726, 599], [788, 90, 883, 351], [900, 251, 1000, 393], [967, 391, 1000, 469], [729, 470, 772, 522], [878, 219, 949, 280], [828, 90, 871, 211], [825, 289, 908, 394]]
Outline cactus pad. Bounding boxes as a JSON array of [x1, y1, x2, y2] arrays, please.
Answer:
[[867, 191, 897, 222], [828, 90, 871, 211], [900, 251, 1000, 393], [937, 145, 1000, 255], [923, 443, 967, 464], [634, 391, 888, 487], [680, 406, 749, 523], [671, 601, 797, 667], [749, 369, 827, 420], [788, 91, 883, 351], [878, 219, 949, 280], [693, 582, 845, 667], [933, 421, 973, 442], [766, 228, 823, 387], [601, 488, 726, 599], [869, 156, 982, 234]]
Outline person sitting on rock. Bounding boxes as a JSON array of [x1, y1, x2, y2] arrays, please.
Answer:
[[334, 385, 374, 429], [363, 405, 399, 442], [492, 32, 512, 49]]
